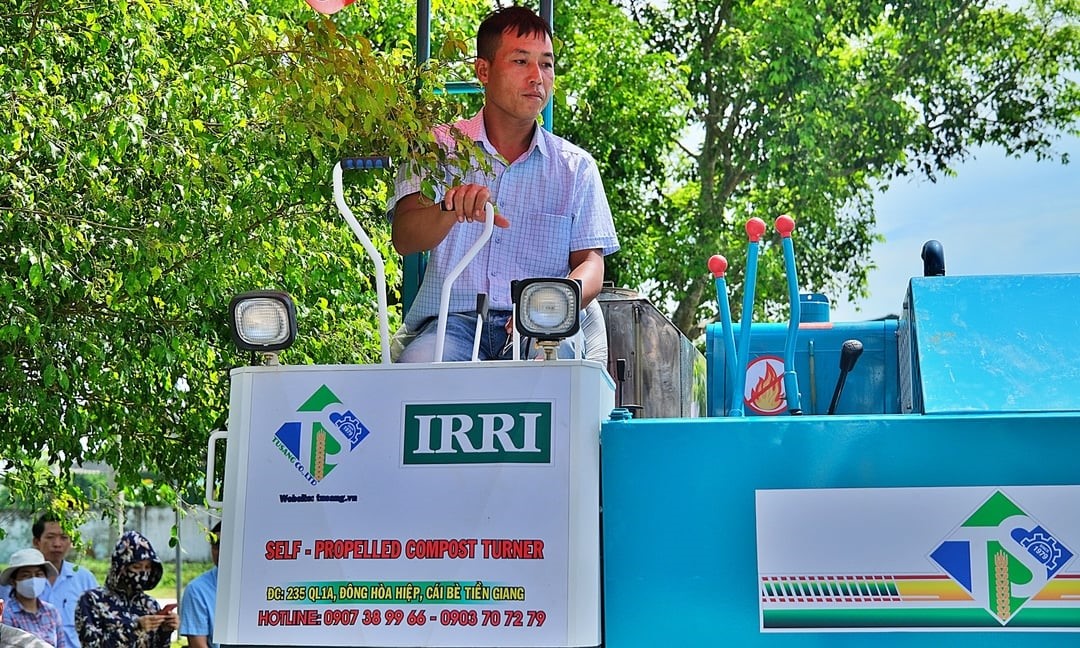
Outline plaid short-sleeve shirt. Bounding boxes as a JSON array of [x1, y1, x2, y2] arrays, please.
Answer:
[[392, 109, 619, 330]]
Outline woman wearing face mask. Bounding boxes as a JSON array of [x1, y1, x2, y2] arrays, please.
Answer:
[[0, 548, 65, 646], [74, 531, 176, 648]]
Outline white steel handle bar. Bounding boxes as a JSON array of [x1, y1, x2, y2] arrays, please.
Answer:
[[434, 203, 495, 362], [333, 161, 391, 364], [205, 430, 227, 509]]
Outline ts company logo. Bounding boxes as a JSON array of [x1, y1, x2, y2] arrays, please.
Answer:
[[929, 490, 1074, 625], [273, 385, 371, 486], [402, 402, 552, 465]]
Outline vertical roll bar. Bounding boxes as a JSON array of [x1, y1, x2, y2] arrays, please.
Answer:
[[334, 159, 392, 364]]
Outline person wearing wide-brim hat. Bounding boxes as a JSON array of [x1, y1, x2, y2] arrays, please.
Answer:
[[1, 548, 65, 647]]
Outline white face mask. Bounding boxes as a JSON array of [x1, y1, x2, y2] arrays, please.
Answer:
[[15, 576, 47, 599]]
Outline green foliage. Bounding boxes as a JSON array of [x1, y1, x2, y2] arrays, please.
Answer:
[[610, 0, 1079, 335], [554, 0, 690, 298], [0, 0, 488, 513]]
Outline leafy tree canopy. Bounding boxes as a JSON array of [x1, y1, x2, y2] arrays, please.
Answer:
[[0, 0, 488, 527], [613, 0, 1079, 335]]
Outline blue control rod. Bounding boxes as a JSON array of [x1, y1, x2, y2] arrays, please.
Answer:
[[730, 218, 767, 417], [709, 255, 739, 416], [776, 214, 803, 415]]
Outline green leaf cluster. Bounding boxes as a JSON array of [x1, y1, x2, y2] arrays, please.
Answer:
[[0, 0, 486, 514], [605, 0, 1079, 336], [554, 0, 691, 301]]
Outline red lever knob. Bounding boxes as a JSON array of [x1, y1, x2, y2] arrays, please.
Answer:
[[746, 217, 767, 243], [708, 255, 728, 278], [775, 214, 795, 238]]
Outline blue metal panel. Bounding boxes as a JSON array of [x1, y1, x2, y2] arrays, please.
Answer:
[[706, 320, 900, 416], [600, 413, 1080, 646], [907, 274, 1080, 414]]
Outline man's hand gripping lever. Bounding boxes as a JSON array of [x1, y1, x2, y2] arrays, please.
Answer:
[[433, 202, 498, 362], [439, 184, 511, 229]]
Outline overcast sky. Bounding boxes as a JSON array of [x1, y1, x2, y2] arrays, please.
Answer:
[[829, 134, 1080, 321]]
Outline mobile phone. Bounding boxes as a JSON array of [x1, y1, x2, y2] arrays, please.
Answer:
[[160, 603, 177, 615]]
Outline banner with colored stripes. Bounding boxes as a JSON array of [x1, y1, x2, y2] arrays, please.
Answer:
[[757, 487, 1080, 631]]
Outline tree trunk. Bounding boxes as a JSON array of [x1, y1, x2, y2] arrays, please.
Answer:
[[672, 276, 708, 339]]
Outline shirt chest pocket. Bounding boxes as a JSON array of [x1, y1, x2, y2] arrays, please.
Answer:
[[513, 212, 573, 276]]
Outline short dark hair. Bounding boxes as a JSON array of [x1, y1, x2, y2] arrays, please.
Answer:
[[32, 513, 61, 540], [210, 521, 221, 547], [477, 6, 552, 62]]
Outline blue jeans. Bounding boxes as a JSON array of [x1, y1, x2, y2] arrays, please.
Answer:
[[396, 310, 580, 363], [397, 311, 516, 362]]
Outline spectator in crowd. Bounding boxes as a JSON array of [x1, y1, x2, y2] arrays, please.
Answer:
[[1, 549, 65, 646], [75, 531, 176, 648], [179, 521, 220, 648], [0, 600, 52, 648], [31, 514, 96, 648]]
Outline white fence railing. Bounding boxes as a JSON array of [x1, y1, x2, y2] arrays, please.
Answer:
[[0, 506, 218, 564]]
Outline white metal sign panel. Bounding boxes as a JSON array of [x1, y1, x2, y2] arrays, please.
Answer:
[[216, 362, 611, 647]]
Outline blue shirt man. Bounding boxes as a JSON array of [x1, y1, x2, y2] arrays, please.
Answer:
[[32, 516, 97, 648], [391, 7, 618, 363], [179, 522, 220, 648]]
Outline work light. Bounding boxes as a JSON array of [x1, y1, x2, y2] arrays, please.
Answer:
[[229, 290, 297, 362], [512, 278, 581, 360]]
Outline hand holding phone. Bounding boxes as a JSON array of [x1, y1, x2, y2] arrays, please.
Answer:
[[160, 603, 177, 616]]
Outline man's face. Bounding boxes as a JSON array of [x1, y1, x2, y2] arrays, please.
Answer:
[[34, 521, 72, 565], [476, 29, 554, 124]]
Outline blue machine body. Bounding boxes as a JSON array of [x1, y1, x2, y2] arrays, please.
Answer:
[[902, 274, 1080, 414], [602, 272, 1080, 646], [706, 319, 901, 416], [600, 413, 1080, 647]]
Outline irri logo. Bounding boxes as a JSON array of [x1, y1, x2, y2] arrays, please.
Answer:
[[929, 490, 1074, 625], [402, 402, 552, 465], [273, 385, 371, 485]]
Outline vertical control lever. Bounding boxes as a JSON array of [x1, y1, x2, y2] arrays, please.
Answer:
[[708, 255, 739, 416], [827, 339, 864, 415], [775, 214, 803, 415], [730, 218, 767, 417]]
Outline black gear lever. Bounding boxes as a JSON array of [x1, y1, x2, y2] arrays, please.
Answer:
[[828, 339, 864, 415]]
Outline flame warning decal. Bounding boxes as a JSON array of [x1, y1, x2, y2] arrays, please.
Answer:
[[744, 356, 787, 415]]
